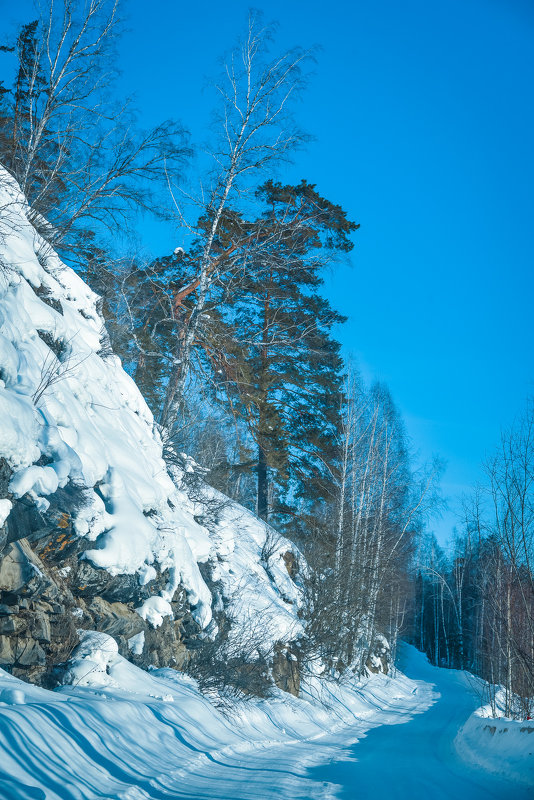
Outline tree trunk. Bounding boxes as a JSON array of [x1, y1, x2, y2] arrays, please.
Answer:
[[257, 441, 268, 520]]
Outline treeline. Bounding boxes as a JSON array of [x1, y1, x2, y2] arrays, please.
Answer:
[[414, 401, 534, 719]]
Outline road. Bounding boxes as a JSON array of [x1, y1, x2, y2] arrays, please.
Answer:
[[307, 645, 533, 799]]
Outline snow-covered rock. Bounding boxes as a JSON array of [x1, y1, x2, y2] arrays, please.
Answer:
[[0, 165, 302, 684]]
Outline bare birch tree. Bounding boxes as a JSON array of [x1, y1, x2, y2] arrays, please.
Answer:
[[479, 400, 534, 716], [158, 14, 311, 433], [302, 369, 440, 674], [0, 0, 187, 252], [416, 401, 534, 718]]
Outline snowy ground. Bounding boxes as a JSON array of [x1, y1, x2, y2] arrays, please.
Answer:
[[0, 636, 433, 800], [0, 639, 531, 798]]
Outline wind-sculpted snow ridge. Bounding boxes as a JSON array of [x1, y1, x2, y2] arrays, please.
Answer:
[[0, 633, 434, 800], [0, 166, 301, 642]]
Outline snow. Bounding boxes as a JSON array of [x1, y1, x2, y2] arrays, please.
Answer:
[[312, 644, 534, 799], [9, 463, 59, 499], [63, 630, 120, 688], [456, 692, 534, 789], [136, 596, 173, 628], [0, 499, 12, 526], [0, 638, 434, 800], [0, 638, 527, 799], [183, 475, 304, 648], [128, 630, 145, 655]]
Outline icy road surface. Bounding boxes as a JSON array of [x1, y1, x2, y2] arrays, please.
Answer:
[[308, 644, 533, 799]]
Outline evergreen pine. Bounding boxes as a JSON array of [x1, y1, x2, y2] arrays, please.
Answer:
[[203, 179, 358, 526]]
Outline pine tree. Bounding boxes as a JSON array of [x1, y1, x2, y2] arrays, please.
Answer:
[[203, 179, 358, 525]]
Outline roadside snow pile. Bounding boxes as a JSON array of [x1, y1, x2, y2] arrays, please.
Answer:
[[0, 165, 301, 644], [0, 632, 433, 800], [456, 695, 534, 788]]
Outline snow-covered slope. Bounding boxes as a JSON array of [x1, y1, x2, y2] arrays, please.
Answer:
[[0, 165, 301, 672]]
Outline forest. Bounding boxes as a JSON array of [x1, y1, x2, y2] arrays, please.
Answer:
[[0, 0, 532, 723]]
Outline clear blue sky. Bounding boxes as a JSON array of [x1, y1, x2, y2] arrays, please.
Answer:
[[5, 0, 534, 543]]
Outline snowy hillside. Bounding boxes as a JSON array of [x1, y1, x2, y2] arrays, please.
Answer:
[[0, 165, 301, 684]]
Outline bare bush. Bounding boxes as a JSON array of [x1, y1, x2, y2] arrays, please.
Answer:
[[184, 611, 273, 707]]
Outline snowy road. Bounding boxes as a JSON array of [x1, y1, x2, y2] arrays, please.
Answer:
[[0, 645, 531, 799], [307, 646, 533, 799]]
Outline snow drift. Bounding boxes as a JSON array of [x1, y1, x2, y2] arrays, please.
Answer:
[[456, 695, 534, 788]]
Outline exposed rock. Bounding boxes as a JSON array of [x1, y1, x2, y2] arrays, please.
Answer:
[[87, 597, 144, 641], [272, 642, 300, 697], [0, 521, 204, 687], [15, 637, 46, 666], [0, 636, 14, 664], [0, 459, 12, 553], [0, 615, 27, 635], [99, 573, 153, 605], [0, 540, 37, 593], [31, 612, 51, 642], [282, 551, 299, 579], [70, 560, 111, 597]]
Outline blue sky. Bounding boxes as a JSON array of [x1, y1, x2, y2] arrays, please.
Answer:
[[4, 0, 534, 543]]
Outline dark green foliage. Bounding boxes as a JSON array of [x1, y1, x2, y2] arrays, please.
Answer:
[[194, 180, 358, 526], [93, 179, 358, 535]]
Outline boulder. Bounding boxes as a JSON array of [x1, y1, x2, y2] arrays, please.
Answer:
[[87, 597, 144, 641], [31, 612, 51, 642], [0, 539, 52, 601], [0, 541, 36, 593]]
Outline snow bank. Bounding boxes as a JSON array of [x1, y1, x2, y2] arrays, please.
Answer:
[[456, 701, 534, 788], [0, 632, 433, 800]]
